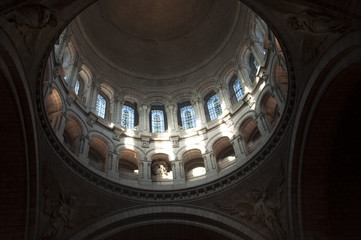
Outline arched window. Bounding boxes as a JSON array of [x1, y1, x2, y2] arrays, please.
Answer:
[[74, 79, 80, 95], [249, 54, 259, 82], [207, 94, 222, 121], [233, 78, 244, 101], [121, 105, 135, 129], [151, 109, 165, 133], [180, 105, 196, 130], [96, 94, 106, 118]]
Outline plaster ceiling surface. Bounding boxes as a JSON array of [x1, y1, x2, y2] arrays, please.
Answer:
[[74, 0, 241, 85]]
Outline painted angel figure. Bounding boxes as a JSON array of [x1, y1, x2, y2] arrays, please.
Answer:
[[215, 161, 285, 239], [42, 161, 109, 239]]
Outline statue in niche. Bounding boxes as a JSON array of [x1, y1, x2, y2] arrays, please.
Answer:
[[157, 164, 168, 176], [214, 160, 286, 239], [151, 160, 170, 177]]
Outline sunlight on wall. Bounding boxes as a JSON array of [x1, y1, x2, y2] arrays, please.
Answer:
[[219, 123, 234, 139], [184, 136, 206, 153], [124, 137, 135, 150], [191, 167, 206, 177]]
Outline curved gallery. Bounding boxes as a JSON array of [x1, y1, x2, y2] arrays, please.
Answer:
[[41, 0, 290, 192]]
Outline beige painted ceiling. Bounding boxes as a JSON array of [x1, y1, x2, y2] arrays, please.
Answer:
[[74, 0, 241, 83]]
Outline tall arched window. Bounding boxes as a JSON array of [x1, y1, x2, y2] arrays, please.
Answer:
[[207, 94, 222, 121], [74, 79, 80, 95], [180, 105, 196, 130], [151, 109, 165, 133], [233, 78, 244, 101], [96, 94, 106, 118], [121, 105, 135, 129]]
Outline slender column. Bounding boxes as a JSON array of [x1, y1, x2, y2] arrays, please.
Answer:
[[203, 152, 218, 180], [235, 65, 250, 93], [272, 86, 285, 113], [231, 137, 242, 159], [255, 113, 272, 136], [238, 136, 249, 156], [232, 136, 246, 164], [166, 104, 177, 132], [172, 160, 185, 184], [68, 59, 82, 90], [116, 99, 124, 125], [138, 157, 152, 185], [107, 151, 119, 177], [250, 39, 265, 67], [192, 97, 206, 126], [79, 135, 92, 164], [141, 104, 150, 132], [216, 85, 231, 113], [90, 84, 101, 114], [56, 113, 69, 141], [56, 32, 71, 63]]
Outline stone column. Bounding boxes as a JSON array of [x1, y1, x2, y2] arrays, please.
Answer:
[[192, 97, 206, 126], [68, 58, 82, 91], [78, 135, 92, 165], [139, 161, 152, 185], [166, 104, 177, 132], [250, 38, 265, 67], [238, 136, 248, 156], [111, 97, 120, 124], [56, 32, 71, 63], [235, 65, 250, 93], [255, 113, 272, 136], [107, 151, 119, 177], [116, 98, 124, 125], [202, 152, 217, 180], [231, 136, 246, 164], [141, 104, 150, 132], [91, 85, 101, 114], [216, 85, 231, 113], [172, 160, 185, 184], [56, 113, 69, 141], [271, 86, 285, 113]]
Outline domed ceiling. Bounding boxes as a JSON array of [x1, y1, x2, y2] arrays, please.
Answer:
[[74, 0, 241, 83]]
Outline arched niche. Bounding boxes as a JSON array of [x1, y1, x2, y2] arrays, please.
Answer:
[[239, 117, 261, 152], [89, 136, 109, 172], [63, 116, 82, 155], [45, 89, 63, 131], [182, 149, 206, 180], [118, 149, 140, 180], [151, 153, 172, 181], [260, 92, 279, 129], [212, 137, 235, 170]]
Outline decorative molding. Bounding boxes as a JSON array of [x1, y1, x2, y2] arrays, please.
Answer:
[[141, 135, 151, 148], [112, 127, 123, 141], [86, 112, 98, 127], [170, 136, 180, 148]]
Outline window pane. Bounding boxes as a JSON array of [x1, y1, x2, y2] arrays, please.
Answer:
[[207, 94, 222, 121], [121, 105, 135, 129], [151, 110, 165, 133], [96, 94, 106, 118], [74, 80, 80, 95], [180, 105, 196, 130], [233, 78, 244, 101]]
